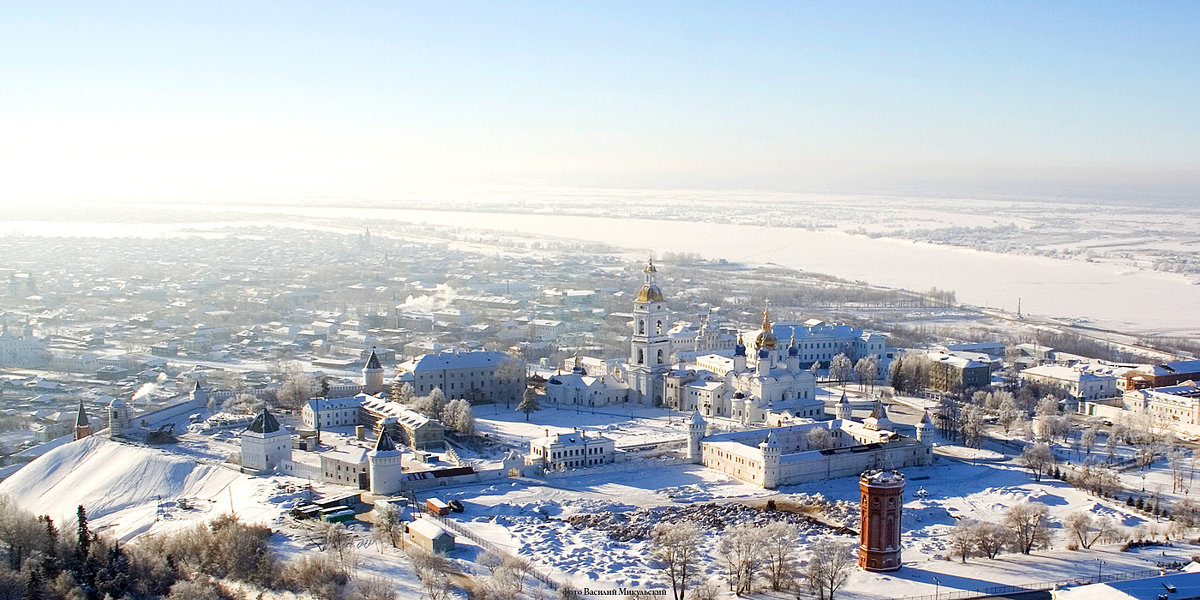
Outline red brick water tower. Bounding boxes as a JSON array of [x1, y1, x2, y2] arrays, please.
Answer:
[[859, 469, 905, 571]]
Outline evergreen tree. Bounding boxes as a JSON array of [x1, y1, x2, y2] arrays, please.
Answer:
[[75, 506, 90, 559], [518, 388, 541, 422]]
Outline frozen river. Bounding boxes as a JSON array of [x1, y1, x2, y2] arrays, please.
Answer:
[[4, 202, 1199, 336], [276, 206, 1200, 337]]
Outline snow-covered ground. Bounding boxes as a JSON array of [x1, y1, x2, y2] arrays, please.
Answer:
[[422, 437, 1200, 599]]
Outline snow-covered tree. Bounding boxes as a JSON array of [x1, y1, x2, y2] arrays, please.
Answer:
[[1081, 426, 1098, 456], [1063, 511, 1116, 549], [761, 521, 799, 591], [717, 522, 767, 595], [650, 520, 703, 600], [807, 427, 836, 451], [960, 404, 986, 448], [1019, 443, 1055, 482], [829, 353, 853, 386], [517, 388, 540, 422], [390, 379, 413, 404], [441, 399, 475, 436], [1004, 502, 1053, 554], [997, 396, 1020, 434], [803, 539, 855, 600], [854, 356, 878, 393], [370, 504, 403, 550]]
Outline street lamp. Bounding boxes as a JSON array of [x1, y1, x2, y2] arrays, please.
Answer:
[[933, 576, 941, 600], [1097, 558, 1105, 582]]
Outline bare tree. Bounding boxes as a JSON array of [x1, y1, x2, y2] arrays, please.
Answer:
[[949, 519, 976, 562], [803, 539, 856, 600], [806, 427, 835, 451], [494, 357, 527, 407], [997, 396, 1019, 434], [1019, 443, 1055, 482], [650, 520, 703, 600], [1169, 446, 1187, 493], [1063, 511, 1117, 549], [829, 354, 853, 386], [1081, 427, 1098, 456], [971, 522, 1008, 559], [717, 522, 767, 595], [761, 521, 799, 591], [854, 356, 878, 393], [1105, 430, 1119, 463], [1004, 502, 1053, 554]]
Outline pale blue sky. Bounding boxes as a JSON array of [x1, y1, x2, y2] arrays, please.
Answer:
[[2, 2, 1197, 202]]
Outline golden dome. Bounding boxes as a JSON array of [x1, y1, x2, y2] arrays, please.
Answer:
[[635, 257, 663, 301], [637, 284, 664, 302], [753, 310, 778, 350]]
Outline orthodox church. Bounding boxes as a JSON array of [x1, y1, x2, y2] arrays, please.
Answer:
[[545, 258, 670, 407], [665, 310, 821, 424]]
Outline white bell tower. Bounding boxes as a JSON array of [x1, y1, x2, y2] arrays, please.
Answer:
[[629, 258, 671, 405]]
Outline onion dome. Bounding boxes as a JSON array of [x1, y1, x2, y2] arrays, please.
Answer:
[[752, 310, 778, 350], [734, 334, 746, 357], [636, 258, 664, 302], [732, 391, 746, 399], [787, 331, 798, 357], [758, 347, 770, 360]]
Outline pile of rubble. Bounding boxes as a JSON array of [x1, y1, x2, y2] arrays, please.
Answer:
[[565, 501, 854, 542]]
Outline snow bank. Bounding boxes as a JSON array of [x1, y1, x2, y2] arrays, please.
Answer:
[[0, 436, 271, 541]]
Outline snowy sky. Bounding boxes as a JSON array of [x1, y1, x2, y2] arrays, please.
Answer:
[[2, 1, 1198, 203]]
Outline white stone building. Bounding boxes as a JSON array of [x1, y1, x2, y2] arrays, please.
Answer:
[[240, 409, 292, 473], [692, 410, 930, 489], [395, 350, 523, 403], [302, 396, 362, 429], [526, 429, 616, 471], [1020, 364, 1118, 403]]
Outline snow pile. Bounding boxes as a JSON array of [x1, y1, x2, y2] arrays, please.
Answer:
[[0, 436, 284, 542]]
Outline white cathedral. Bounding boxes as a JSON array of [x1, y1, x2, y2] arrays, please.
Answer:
[[665, 311, 821, 425], [546, 259, 820, 426]]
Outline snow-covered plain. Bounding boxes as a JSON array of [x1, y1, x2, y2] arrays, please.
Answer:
[[433, 435, 1200, 599]]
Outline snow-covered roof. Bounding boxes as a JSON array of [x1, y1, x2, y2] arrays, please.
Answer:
[[402, 350, 512, 372], [323, 445, 367, 465], [407, 517, 451, 541], [306, 396, 362, 412], [1054, 570, 1200, 600]]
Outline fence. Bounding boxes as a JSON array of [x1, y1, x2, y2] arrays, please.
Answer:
[[424, 512, 559, 590], [899, 568, 1165, 600]]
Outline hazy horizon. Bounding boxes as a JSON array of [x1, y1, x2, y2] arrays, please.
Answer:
[[2, 2, 1197, 204]]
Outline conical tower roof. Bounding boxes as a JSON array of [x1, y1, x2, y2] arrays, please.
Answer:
[[246, 408, 281, 434], [75, 400, 89, 428], [365, 348, 382, 370], [919, 409, 931, 425], [690, 410, 706, 425], [373, 428, 398, 452]]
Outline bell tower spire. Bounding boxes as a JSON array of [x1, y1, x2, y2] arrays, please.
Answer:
[[629, 257, 670, 406]]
